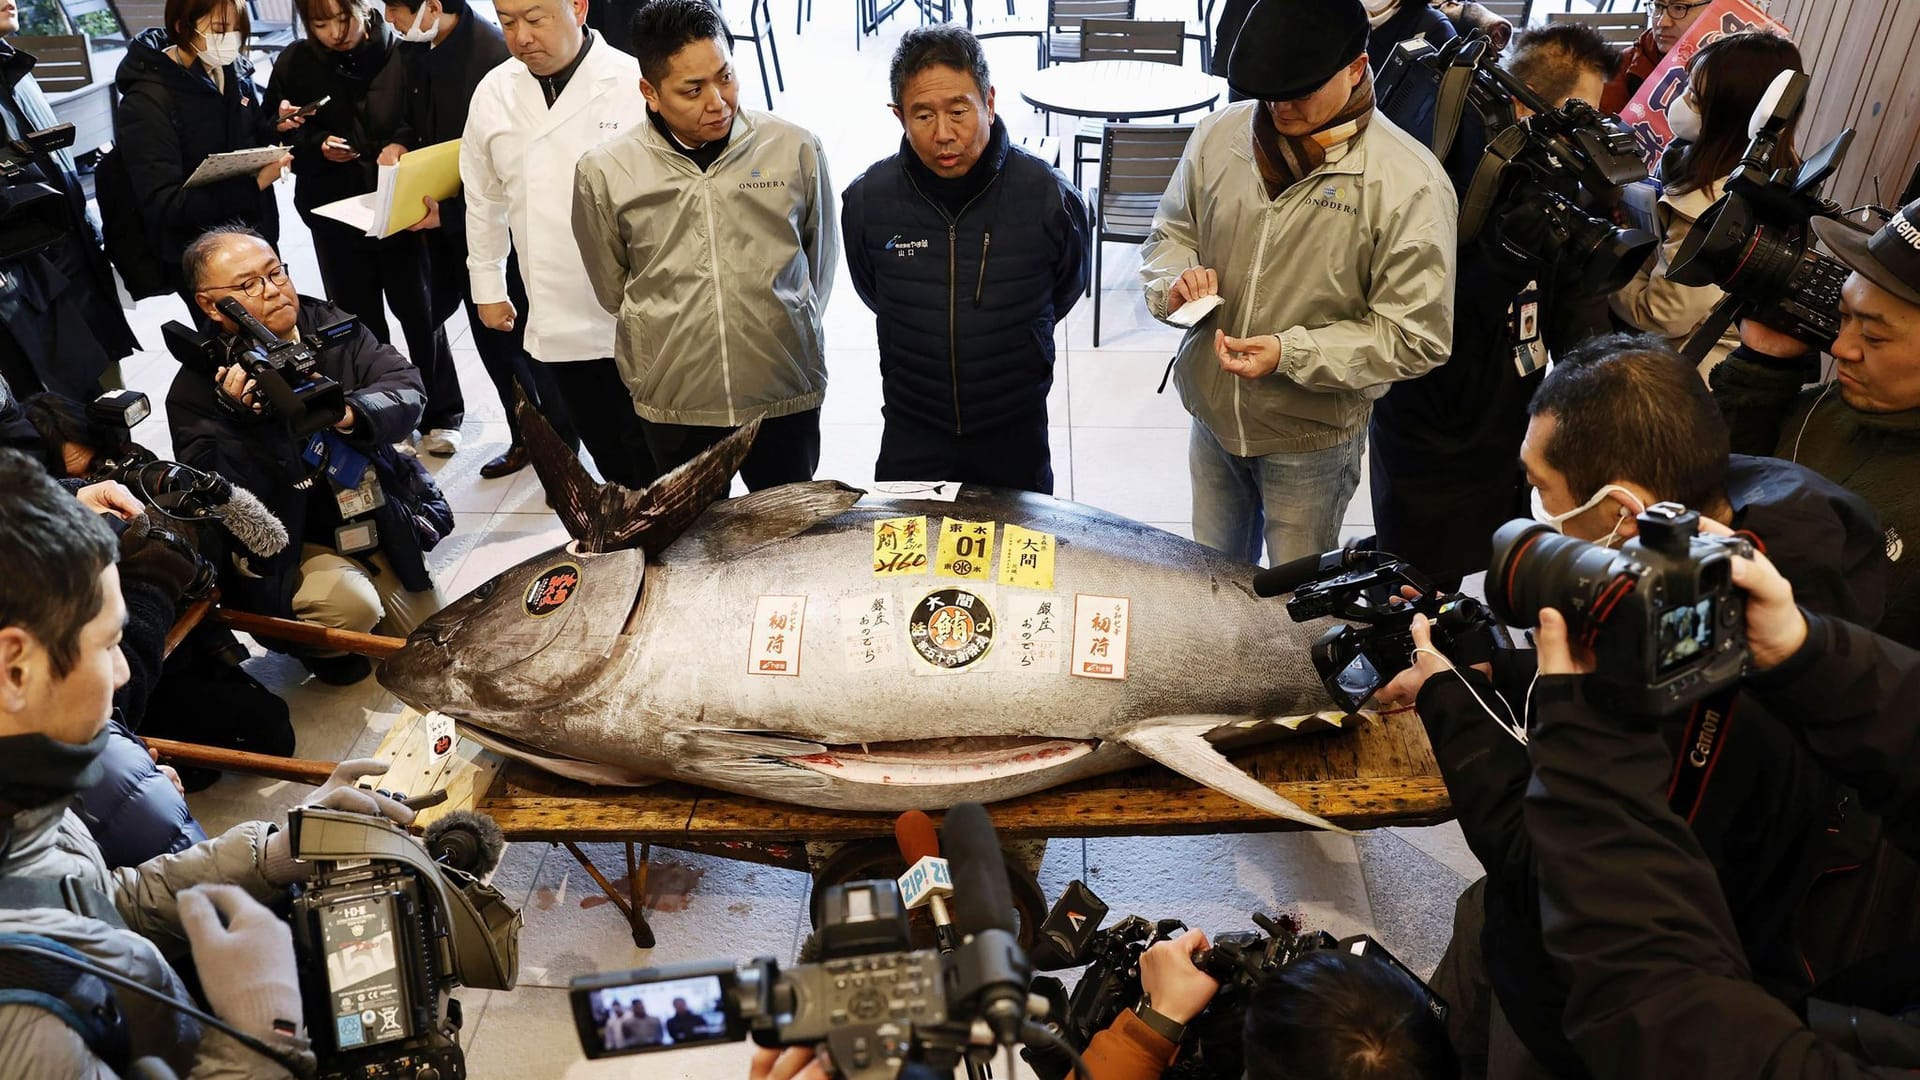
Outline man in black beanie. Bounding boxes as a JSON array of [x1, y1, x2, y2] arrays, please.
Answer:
[[1141, 0, 1456, 567]]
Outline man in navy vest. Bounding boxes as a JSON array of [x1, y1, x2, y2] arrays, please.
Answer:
[[841, 26, 1089, 494]]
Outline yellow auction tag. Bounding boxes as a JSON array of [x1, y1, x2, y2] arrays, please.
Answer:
[[872, 516, 929, 576], [936, 519, 996, 580], [997, 524, 1056, 591]]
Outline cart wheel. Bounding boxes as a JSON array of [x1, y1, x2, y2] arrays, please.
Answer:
[[808, 838, 1048, 951]]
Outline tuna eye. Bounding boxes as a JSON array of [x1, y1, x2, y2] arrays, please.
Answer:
[[471, 580, 498, 601]]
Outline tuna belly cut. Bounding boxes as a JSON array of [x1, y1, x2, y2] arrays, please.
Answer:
[[782, 735, 1097, 787]]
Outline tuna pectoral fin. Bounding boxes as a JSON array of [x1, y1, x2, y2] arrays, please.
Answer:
[[1119, 719, 1348, 834], [515, 387, 761, 556]]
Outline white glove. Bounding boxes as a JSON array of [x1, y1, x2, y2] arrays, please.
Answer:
[[306, 757, 417, 827], [178, 885, 304, 1043]]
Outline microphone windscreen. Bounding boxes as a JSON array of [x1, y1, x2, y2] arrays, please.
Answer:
[[219, 482, 290, 557], [895, 809, 941, 865], [944, 802, 1015, 938], [424, 810, 506, 878]]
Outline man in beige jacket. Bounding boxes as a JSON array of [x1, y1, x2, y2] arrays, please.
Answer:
[[1142, 0, 1455, 566]]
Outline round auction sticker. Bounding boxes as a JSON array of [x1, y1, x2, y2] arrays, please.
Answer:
[[524, 562, 582, 618], [909, 588, 995, 669]]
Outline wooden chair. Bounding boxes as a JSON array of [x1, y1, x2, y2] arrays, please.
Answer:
[[13, 34, 93, 91], [1072, 19, 1186, 189], [58, 0, 131, 44], [1044, 0, 1132, 67], [247, 0, 299, 54], [1089, 123, 1191, 346], [105, 0, 167, 35], [1546, 9, 1646, 47]]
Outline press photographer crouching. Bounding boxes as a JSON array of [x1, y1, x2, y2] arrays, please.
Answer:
[[1373, 334, 1914, 1078], [1527, 547, 1920, 1077], [1711, 195, 1920, 650], [167, 225, 451, 685]]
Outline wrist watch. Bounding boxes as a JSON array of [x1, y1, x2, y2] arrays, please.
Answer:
[[1133, 995, 1187, 1043]]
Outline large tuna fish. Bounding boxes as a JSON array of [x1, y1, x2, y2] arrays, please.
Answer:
[[379, 404, 1351, 828]]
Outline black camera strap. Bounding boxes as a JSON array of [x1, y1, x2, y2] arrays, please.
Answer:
[[1666, 689, 1741, 824]]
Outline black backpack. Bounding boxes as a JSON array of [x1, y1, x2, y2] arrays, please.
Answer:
[[95, 85, 175, 301]]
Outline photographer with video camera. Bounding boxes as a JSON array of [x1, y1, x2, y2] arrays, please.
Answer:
[[1711, 196, 1920, 651], [168, 225, 450, 686], [1610, 33, 1804, 375], [1378, 334, 1912, 1079], [0, 447, 441, 1079], [1527, 548, 1920, 1077]]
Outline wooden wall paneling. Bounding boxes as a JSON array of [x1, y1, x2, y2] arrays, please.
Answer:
[[1828, 0, 1917, 207]]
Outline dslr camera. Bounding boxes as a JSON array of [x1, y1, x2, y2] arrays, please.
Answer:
[[1023, 880, 1445, 1080], [1488, 503, 1752, 714], [1668, 71, 1857, 357], [284, 806, 522, 1080], [162, 297, 353, 438], [1377, 32, 1657, 297], [0, 121, 78, 261], [1254, 547, 1507, 713]]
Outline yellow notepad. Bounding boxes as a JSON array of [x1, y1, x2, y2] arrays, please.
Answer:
[[312, 137, 463, 238]]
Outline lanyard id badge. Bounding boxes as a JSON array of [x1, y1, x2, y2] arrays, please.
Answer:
[[1511, 280, 1546, 378], [333, 465, 386, 519], [335, 518, 379, 555]]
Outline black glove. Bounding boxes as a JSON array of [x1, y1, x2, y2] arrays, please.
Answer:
[[117, 513, 205, 605]]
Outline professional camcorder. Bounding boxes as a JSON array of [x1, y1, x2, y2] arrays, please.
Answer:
[[1488, 503, 1752, 714], [1377, 33, 1656, 297], [162, 299, 353, 438], [1668, 71, 1858, 358], [286, 806, 521, 1080], [1022, 880, 1445, 1080], [0, 121, 77, 261], [570, 804, 1060, 1080], [1253, 547, 1506, 713]]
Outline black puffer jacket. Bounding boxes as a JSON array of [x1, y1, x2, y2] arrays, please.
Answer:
[[265, 13, 406, 215], [166, 297, 436, 621], [112, 28, 280, 268], [387, 11, 510, 254], [841, 119, 1089, 434]]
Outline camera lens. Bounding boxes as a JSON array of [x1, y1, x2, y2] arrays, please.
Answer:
[[1487, 520, 1629, 631]]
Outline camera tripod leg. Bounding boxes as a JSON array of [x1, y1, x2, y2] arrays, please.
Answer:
[[562, 841, 657, 949]]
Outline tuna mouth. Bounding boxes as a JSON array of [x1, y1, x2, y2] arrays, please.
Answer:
[[780, 735, 1097, 786]]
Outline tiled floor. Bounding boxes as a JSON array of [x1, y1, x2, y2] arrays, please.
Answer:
[[94, 2, 1515, 1074]]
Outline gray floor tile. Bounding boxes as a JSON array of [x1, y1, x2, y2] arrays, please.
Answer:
[[1352, 829, 1471, 981]]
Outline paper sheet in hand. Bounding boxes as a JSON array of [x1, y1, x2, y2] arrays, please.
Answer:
[[183, 145, 288, 189], [1167, 293, 1223, 327], [311, 138, 464, 239]]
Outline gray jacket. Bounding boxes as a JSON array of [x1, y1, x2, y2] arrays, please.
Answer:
[[1142, 104, 1457, 456], [0, 803, 310, 1079], [572, 109, 837, 428]]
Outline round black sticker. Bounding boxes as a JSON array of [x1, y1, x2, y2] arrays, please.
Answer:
[[909, 588, 995, 670], [524, 562, 582, 619]]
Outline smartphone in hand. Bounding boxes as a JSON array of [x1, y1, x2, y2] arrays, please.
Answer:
[[292, 94, 331, 119]]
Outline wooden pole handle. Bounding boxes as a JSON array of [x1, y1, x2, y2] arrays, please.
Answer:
[[214, 609, 408, 659], [144, 737, 338, 786], [163, 599, 213, 660]]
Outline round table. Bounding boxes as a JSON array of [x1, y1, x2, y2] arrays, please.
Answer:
[[1018, 59, 1225, 120]]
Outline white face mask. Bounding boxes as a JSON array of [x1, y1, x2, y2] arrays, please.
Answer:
[[1667, 92, 1702, 143], [396, 3, 442, 43], [1530, 483, 1644, 547], [198, 29, 244, 66]]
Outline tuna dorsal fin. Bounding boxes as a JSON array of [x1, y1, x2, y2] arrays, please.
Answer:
[[1119, 719, 1348, 833], [515, 388, 761, 555]]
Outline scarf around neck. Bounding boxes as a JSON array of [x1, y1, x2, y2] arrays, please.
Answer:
[[1250, 68, 1375, 200]]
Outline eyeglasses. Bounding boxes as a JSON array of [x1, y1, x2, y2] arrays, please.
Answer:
[[201, 263, 291, 298], [1650, 0, 1711, 20]]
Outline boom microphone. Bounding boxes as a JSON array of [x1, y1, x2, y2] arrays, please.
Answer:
[[1252, 545, 1379, 598], [214, 481, 290, 558], [895, 810, 959, 952], [943, 802, 1031, 1047], [111, 457, 290, 558]]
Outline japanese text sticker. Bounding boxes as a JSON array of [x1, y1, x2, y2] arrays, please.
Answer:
[[840, 592, 902, 671], [997, 593, 1064, 673], [748, 594, 807, 676], [908, 586, 997, 676], [997, 524, 1057, 591], [1071, 594, 1130, 680], [936, 519, 996, 580], [872, 516, 929, 576]]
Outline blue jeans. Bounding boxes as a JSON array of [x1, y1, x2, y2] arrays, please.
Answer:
[[1189, 419, 1365, 565]]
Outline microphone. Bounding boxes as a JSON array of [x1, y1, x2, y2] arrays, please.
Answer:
[[1251, 545, 1377, 598], [424, 810, 507, 878], [943, 802, 1031, 1047], [895, 810, 959, 952], [110, 457, 290, 558], [1029, 879, 1110, 971], [214, 481, 290, 558]]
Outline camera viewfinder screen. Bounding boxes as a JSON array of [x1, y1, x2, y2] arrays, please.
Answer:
[[588, 974, 729, 1054], [1332, 652, 1381, 704], [1656, 598, 1715, 675]]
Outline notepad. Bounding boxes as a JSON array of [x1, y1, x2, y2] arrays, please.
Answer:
[[1167, 293, 1223, 328], [183, 145, 289, 188], [312, 138, 463, 239]]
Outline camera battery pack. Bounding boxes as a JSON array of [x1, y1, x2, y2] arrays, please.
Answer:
[[318, 891, 414, 1050]]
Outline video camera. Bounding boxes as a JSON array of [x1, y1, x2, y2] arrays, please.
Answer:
[[1488, 503, 1752, 714], [0, 121, 77, 261], [162, 299, 353, 439], [1022, 880, 1445, 1080], [285, 806, 521, 1080], [1668, 70, 1857, 358], [570, 804, 1053, 1080], [1377, 33, 1657, 297], [1253, 547, 1506, 714]]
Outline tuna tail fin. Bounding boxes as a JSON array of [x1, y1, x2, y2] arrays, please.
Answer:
[[515, 387, 760, 556], [1119, 719, 1349, 833]]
